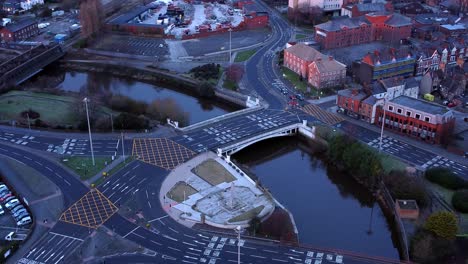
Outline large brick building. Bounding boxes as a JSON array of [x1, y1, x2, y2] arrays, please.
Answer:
[[283, 43, 346, 89], [354, 48, 415, 84], [0, 19, 38, 42], [376, 96, 455, 144], [341, 3, 392, 18], [315, 12, 412, 49]]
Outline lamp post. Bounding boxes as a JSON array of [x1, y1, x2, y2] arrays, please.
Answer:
[[235, 225, 242, 264], [26, 112, 31, 131], [379, 99, 386, 153], [109, 113, 114, 133], [83, 97, 95, 166], [228, 27, 232, 64]]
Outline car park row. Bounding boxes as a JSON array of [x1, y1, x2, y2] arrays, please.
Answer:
[[0, 184, 32, 227]]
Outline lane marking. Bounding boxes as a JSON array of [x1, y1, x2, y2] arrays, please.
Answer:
[[49, 232, 84, 242], [123, 226, 139, 238]]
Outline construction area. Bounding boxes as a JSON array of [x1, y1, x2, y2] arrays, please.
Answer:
[[161, 152, 275, 228], [108, 0, 268, 39]]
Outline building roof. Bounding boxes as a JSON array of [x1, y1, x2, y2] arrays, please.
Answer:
[[355, 3, 386, 12], [285, 43, 325, 61], [440, 24, 468, 31], [362, 95, 377, 105], [315, 16, 370, 32], [362, 48, 413, 65], [337, 88, 368, 100], [243, 3, 266, 13], [310, 57, 346, 73], [3, 19, 37, 33], [380, 76, 420, 89], [381, 12, 412, 27], [371, 82, 387, 94], [414, 13, 457, 25], [391, 96, 448, 115]]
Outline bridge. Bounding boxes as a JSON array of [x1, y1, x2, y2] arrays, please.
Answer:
[[0, 44, 65, 89]]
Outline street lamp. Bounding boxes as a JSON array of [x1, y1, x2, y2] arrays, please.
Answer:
[[235, 225, 242, 264], [379, 99, 387, 153], [83, 97, 95, 166], [228, 27, 232, 64], [109, 113, 114, 133]]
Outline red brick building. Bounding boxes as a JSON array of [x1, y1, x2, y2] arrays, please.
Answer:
[[341, 3, 393, 18], [308, 56, 346, 89], [284, 43, 324, 78], [376, 96, 455, 144], [0, 19, 38, 42], [243, 3, 269, 29], [315, 12, 412, 49]]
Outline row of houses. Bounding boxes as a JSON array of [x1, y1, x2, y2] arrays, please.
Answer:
[[336, 77, 456, 144], [2, 0, 43, 13], [0, 19, 39, 42], [283, 43, 347, 89]]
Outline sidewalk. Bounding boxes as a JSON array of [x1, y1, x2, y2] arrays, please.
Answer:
[[307, 95, 336, 104], [340, 113, 468, 166]]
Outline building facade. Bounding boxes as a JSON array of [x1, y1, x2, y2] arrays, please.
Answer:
[[284, 43, 324, 78], [0, 19, 39, 42], [308, 56, 347, 88], [376, 96, 455, 144], [315, 12, 412, 49]]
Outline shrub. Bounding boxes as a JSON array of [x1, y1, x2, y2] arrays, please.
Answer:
[[425, 167, 468, 190], [384, 170, 429, 208], [410, 228, 456, 263], [198, 82, 215, 98], [109, 95, 147, 115], [21, 109, 40, 119], [424, 211, 458, 239], [147, 98, 189, 127], [452, 189, 468, 213], [114, 113, 148, 130], [189, 63, 220, 80]]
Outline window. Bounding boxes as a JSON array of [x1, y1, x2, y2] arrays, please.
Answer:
[[406, 111, 411, 117], [397, 108, 402, 114], [415, 114, 421, 119], [388, 106, 393, 111], [425, 117, 430, 122]]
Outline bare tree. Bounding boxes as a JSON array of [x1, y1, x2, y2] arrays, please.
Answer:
[[79, 0, 104, 38]]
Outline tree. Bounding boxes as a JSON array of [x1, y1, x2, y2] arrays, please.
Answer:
[[226, 64, 244, 82], [452, 190, 468, 213], [79, 0, 104, 38], [248, 217, 261, 236], [198, 82, 215, 98], [424, 211, 458, 239], [147, 98, 189, 127]]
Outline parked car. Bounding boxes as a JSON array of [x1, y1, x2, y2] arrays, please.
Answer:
[[296, 93, 304, 101], [0, 205, 4, 215], [0, 193, 13, 202], [11, 205, 25, 214], [3, 196, 16, 204], [13, 208, 27, 218], [14, 211, 29, 221], [5, 199, 20, 210], [17, 216, 32, 226], [0, 185, 8, 192]]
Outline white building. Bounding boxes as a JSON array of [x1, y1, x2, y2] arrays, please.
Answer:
[[20, 0, 44, 11], [289, 0, 343, 12]]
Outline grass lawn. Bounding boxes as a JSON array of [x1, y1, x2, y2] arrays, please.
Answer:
[[380, 154, 407, 174], [281, 66, 308, 93], [228, 205, 264, 223], [192, 159, 236, 186], [234, 49, 257, 62], [62, 156, 113, 180], [295, 34, 307, 39], [167, 181, 198, 202], [0, 91, 115, 126], [223, 79, 238, 91], [429, 183, 468, 234]]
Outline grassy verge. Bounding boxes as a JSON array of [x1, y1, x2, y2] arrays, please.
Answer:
[[167, 182, 198, 202], [0, 91, 115, 127], [380, 154, 407, 174], [62, 156, 112, 180], [92, 157, 135, 186], [281, 66, 308, 93], [295, 34, 307, 39], [234, 49, 257, 62], [223, 79, 238, 91], [228, 205, 264, 223], [429, 183, 468, 234], [192, 159, 236, 186]]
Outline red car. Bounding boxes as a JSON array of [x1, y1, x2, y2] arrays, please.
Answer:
[[447, 102, 456, 108], [0, 193, 13, 203]]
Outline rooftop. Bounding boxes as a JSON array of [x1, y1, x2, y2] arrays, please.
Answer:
[[383, 13, 412, 27], [285, 43, 325, 61], [362, 47, 413, 65], [440, 24, 468, 31], [337, 88, 368, 100], [391, 96, 449, 115], [355, 3, 387, 12], [311, 57, 346, 72], [3, 19, 37, 33], [315, 16, 370, 32], [362, 95, 378, 105], [380, 76, 419, 89]]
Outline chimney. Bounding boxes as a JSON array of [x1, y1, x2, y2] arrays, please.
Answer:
[[328, 56, 333, 61]]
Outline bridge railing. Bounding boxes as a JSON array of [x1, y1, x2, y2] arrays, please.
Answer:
[[177, 106, 265, 132]]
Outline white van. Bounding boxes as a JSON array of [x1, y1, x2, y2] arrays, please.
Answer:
[[5, 199, 20, 210], [17, 216, 32, 226], [5, 232, 15, 241]]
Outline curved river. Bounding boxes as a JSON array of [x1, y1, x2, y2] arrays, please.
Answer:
[[234, 137, 399, 259]]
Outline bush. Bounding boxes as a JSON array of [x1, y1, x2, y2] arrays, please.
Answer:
[[21, 109, 40, 119], [189, 63, 220, 80], [384, 170, 429, 208], [109, 95, 147, 115], [424, 211, 458, 239], [198, 82, 215, 98], [425, 167, 468, 190], [147, 98, 189, 127], [114, 113, 148, 130], [452, 189, 468, 213], [410, 228, 456, 263]]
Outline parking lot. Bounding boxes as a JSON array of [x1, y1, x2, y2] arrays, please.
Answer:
[[0, 182, 32, 240], [90, 34, 169, 58], [32, 13, 79, 44]]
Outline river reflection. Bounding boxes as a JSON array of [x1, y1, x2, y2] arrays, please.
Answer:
[[233, 137, 399, 259]]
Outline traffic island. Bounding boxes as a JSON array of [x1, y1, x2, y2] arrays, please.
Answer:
[[161, 152, 275, 229]]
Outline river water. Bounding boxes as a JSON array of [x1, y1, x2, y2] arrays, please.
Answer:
[[234, 137, 400, 259], [32, 69, 234, 124]]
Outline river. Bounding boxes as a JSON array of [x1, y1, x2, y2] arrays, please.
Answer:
[[234, 137, 400, 259], [30, 69, 235, 124]]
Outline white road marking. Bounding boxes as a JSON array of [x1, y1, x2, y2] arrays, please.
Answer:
[[168, 246, 181, 252], [49, 232, 84, 241], [123, 227, 139, 238]]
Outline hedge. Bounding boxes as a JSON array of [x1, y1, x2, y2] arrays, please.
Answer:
[[425, 167, 468, 190], [452, 189, 468, 213]]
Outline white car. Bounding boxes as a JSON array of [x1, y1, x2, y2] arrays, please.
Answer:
[[5, 232, 15, 241], [5, 199, 20, 210], [0, 205, 4, 215], [17, 216, 32, 226]]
